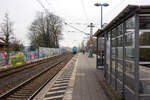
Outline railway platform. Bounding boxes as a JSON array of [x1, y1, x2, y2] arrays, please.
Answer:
[[34, 53, 110, 100], [71, 53, 109, 100]]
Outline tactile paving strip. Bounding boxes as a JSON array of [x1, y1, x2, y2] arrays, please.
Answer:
[[43, 58, 76, 100]]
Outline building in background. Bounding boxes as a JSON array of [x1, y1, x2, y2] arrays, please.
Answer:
[[0, 37, 6, 50]]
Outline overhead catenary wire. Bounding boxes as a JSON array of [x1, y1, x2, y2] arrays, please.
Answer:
[[63, 26, 88, 33], [80, 0, 92, 31], [36, 0, 53, 15], [66, 22, 99, 32], [44, 0, 56, 13], [45, 0, 51, 6], [36, 0, 47, 11], [68, 22, 89, 25], [64, 22, 89, 35], [35, 0, 89, 36], [80, 0, 89, 23]]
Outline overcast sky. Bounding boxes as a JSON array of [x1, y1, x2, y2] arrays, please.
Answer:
[[0, 0, 150, 48]]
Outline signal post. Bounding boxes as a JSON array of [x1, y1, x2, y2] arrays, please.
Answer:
[[88, 23, 95, 57]]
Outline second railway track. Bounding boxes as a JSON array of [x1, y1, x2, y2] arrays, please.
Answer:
[[0, 54, 62, 78], [0, 53, 73, 100]]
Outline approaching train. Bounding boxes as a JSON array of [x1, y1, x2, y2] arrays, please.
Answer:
[[72, 47, 77, 54]]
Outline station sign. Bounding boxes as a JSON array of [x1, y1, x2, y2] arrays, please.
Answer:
[[89, 40, 93, 44]]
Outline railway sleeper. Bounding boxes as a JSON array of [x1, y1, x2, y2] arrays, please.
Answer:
[[7, 95, 28, 99], [15, 91, 32, 94], [55, 82, 67, 84], [50, 87, 67, 92], [6, 98, 26, 100], [55, 80, 69, 84], [53, 84, 68, 88], [44, 91, 65, 97], [43, 95, 63, 100], [17, 89, 33, 92], [15, 92, 33, 95], [58, 78, 70, 81], [46, 90, 65, 95], [13, 94, 31, 97], [53, 83, 68, 87]]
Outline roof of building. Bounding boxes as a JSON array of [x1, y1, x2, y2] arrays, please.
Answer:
[[0, 37, 6, 46], [94, 5, 150, 37]]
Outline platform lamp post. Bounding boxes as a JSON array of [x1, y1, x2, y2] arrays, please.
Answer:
[[94, 3, 109, 29], [94, 3, 109, 70]]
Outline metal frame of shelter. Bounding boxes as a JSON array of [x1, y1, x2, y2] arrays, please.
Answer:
[[94, 5, 150, 100]]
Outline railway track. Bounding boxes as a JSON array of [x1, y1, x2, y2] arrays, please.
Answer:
[[0, 55, 72, 100], [0, 53, 73, 100], [0, 54, 66, 96]]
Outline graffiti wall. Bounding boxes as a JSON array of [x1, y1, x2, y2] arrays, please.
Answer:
[[25, 51, 39, 62], [0, 47, 62, 67], [0, 52, 7, 66], [11, 52, 25, 66], [39, 47, 61, 58]]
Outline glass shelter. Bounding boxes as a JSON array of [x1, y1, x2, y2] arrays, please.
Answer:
[[94, 5, 150, 100]]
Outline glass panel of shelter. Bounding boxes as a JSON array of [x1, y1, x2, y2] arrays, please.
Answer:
[[112, 28, 117, 77], [106, 32, 111, 81], [106, 16, 136, 92], [124, 16, 135, 91], [110, 27, 118, 90], [116, 24, 123, 82], [105, 33, 109, 80], [113, 24, 124, 91], [97, 37, 104, 67], [139, 14, 150, 94]]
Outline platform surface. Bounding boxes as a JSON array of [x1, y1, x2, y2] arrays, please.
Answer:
[[72, 53, 109, 100]]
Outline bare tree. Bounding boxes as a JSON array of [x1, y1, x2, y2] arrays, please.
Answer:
[[28, 12, 63, 48], [47, 13, 63, 48], [0, 13, 14, 64], [10, 39, 24, 51]]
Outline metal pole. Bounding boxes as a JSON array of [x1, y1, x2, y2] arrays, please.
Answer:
[[104, 33, 107, 78], [101, 6, 103, 29], [110, 31, 112, 85], [96, 36, 98, 68], [88, 23, 95, 57], [115, 29, 118, 91], [90, 23, 93, 57], [122, 22, 126, 96], [134, 13, 139, 100], [90, 23, 92, 57]]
